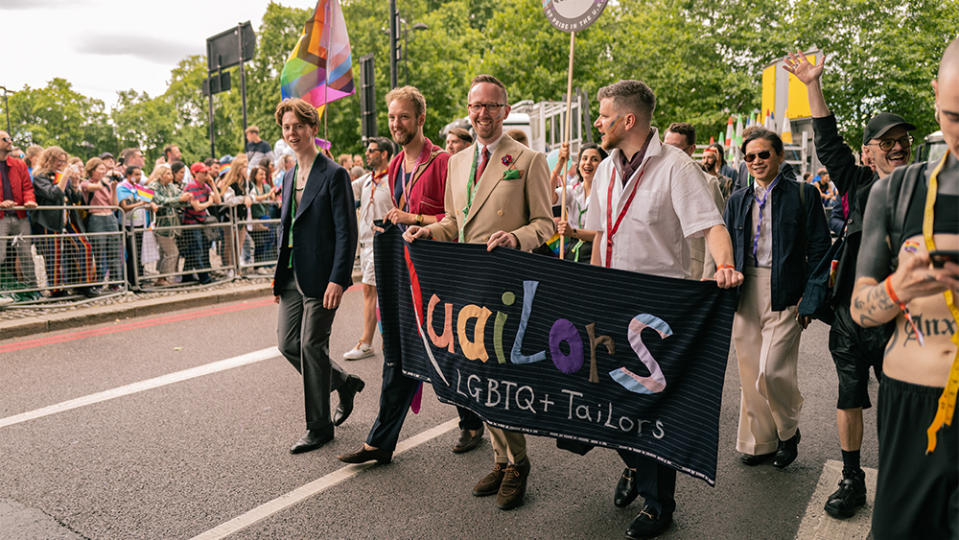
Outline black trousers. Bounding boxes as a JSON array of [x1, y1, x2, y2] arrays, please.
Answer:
[[619, 451, 677, 516], [277, 277, 350, 432]]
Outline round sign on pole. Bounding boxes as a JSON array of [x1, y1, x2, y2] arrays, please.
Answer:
[[542, 0, 608, 33]]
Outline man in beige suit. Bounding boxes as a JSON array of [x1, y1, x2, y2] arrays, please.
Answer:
[[404, 74, 553, 510]]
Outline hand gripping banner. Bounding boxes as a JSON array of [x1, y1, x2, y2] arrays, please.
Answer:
[[374, 226, 736, 485]]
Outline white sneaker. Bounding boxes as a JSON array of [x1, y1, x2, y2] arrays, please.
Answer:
[[343, 343, 374, 360]]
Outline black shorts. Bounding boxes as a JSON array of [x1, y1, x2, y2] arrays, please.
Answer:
[[873, 376, 958, 540], [828, 303, 891, 409]]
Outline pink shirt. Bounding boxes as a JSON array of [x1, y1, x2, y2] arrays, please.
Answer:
[[81, 179, 116, 215]]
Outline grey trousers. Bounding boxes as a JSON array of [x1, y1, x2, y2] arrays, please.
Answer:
[[277, 277, 350, 432], [0, 215, 36, 287]]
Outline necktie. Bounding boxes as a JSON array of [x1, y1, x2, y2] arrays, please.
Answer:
[[474, 147, 490, 185]]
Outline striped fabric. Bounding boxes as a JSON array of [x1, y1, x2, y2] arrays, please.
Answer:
[[374, 226, 737, 485]]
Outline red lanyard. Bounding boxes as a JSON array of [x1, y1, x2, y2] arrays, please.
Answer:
[[604, 165, 645, 268], [398, 146, 430, 211]]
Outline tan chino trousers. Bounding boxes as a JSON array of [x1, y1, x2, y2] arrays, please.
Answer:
[[488, 425, 526, 464], [732, 267, 804, 455]]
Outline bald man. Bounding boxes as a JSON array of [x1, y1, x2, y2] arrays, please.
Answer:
[[849, 38, 959, 539]]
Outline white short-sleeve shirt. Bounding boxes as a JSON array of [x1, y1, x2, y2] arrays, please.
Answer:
[[584, 128, 724, 278], [358, 171, 392, 245]]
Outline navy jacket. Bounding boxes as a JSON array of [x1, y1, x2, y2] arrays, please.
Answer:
[[273, 154, 357, 298], [724, 175, 831, 311]]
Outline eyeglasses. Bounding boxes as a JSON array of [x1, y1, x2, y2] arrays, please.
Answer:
[[468, 103, 506, 113], [365, 147, 381, 154], [870, 134, 913, 152], [743, 150, 772, 162]]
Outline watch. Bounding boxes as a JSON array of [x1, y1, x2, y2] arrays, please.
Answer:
[[416, 214, 423, 225]]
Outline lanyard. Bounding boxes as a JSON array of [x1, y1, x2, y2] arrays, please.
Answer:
[[921, 153, 959, 453], [751, 175, 780, 265], [398, 145, 430, 211], [604, 163, 645, 268], [460, 144, 481, 242]]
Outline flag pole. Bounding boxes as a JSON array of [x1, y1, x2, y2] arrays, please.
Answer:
[[559, 31, 575, 260], [323, 0, 331, 141]]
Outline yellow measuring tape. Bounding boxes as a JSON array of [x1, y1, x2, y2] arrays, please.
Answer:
[[922, 152, 959, 453]]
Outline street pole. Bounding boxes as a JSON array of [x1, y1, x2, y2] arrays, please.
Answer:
[[389, 0, 398, 89], [237, 24, 248, 147]]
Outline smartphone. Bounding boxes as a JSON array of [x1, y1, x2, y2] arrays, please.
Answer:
[[929, 250, 959, 268]]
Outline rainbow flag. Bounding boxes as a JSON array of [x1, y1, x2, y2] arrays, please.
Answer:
[[280, 0, 355, 119]]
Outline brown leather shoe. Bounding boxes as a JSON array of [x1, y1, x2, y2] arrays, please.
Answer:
[[452, 426, 484, 453], [337, 445, 392, 465], [496, 457, 530, 510], [472, 463, 507, 497]]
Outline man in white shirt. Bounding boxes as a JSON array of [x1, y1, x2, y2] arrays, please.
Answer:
[[584, 79, 743, 539], [343, 137, 393, 361]]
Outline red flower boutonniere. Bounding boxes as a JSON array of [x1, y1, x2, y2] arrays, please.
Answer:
[[502, 154, 522, 180]]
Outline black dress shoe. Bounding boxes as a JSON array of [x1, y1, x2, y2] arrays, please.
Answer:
[[289, 429, 333, 454], [337, 445, 392, 465], [625, 505, 672, 539], [772, 429, 801, 469], [452, 426, 484, 453], [824, 469, 866, 519], [333, 375, 365, 426], [740, 451, 776, 466], [614, 467, 639, 507]]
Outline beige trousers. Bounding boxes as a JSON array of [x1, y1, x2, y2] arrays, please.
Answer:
[[155, 234, 179, 276], [732, 267, 803, 455], [488, 425, 526, 464]]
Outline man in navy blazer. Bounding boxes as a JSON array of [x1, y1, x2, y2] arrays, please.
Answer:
[[273, 97, 364, 454]]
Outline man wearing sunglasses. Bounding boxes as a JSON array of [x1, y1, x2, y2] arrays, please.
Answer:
[[0, 131, 38, 294], [784, 50, 913, 520]]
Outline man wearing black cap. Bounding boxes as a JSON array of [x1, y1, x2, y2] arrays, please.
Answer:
[[784, 50, 914, 520]]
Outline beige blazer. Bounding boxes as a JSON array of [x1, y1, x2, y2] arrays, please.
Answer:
[[427, 135, 553, 250]]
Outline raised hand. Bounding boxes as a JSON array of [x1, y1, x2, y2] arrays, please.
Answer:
[[783, 50, 826, 86]]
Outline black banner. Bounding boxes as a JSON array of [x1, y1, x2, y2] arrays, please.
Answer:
[[374, 227, 736, 485]]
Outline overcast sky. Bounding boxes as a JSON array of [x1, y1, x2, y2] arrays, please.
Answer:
[[1, 0, 317, 108]]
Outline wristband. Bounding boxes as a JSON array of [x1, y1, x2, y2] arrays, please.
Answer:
[[717, 264, 734, 270], [885, 278, 925, 346]]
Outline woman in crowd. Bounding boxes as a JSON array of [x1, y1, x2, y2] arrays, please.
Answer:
[[30, 146, 71, 295], [81, 157, 122, 290], [217, 153, 251, 274], [148, 165, 192, 286], [171, 161, 187, 186], [555, 143, 606, 263], [248, 164, 278, 269]]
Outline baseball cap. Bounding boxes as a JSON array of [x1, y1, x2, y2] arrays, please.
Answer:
[[99, 152, 115, 160], [862, 112, 916, 145], [190, 162, 209, 175], [219, 155, 233, 164]]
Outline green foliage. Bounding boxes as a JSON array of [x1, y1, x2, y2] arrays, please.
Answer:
[[4, 0, 957, 162]]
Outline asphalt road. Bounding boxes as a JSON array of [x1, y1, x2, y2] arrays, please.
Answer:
[[0, 288, 878, 539]]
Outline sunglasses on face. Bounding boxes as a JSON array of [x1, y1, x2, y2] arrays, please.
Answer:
[[743, 150, 772, 162], [872, 134, 913, 152], [0, 137, 11, 143]]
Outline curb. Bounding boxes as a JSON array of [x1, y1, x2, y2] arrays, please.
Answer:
[[0, 283, 273, 340]]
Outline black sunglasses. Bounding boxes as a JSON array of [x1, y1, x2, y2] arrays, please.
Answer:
[[0, 137, 11, 143], [744, 150, 772, 163]]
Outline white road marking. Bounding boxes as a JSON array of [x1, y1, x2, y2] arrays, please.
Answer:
[[190, 418, 460, 540], [795, 459, 877, 539], [0, 347, 280, 430]]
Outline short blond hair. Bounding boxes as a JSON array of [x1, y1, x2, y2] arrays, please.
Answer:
[[274, 98, 319, 129], [385, 86, 426, 118]]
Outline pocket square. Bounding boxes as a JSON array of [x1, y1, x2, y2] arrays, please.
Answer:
[[504, 169, 522, 180]]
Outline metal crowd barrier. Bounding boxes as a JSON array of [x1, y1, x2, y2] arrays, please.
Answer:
[[0, 205, 126, 307], [0, 201, 284, 306]]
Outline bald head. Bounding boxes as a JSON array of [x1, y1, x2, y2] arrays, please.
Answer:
[[939, 36, 959, 79], [935, 36, 959, 159]]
